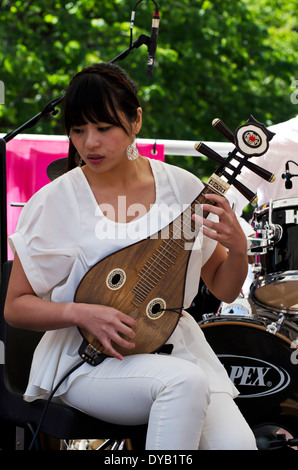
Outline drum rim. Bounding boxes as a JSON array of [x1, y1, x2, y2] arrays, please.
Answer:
[[200, 316, 298, 348], [251, 296, 298, 314], [253, 270, 298, 286], [255, 197, 298, 214]]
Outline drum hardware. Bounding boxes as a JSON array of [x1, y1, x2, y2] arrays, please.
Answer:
[[248, 201, 283, 258], [217, 297, 288, 337], [250, 197, 298, 314], [253, 221, 283, 252], [63, 438, 132, 450], [265, 312, 286, 335], [254, 425, 298, 450], [201, 312, 219, 321], [251, 262, 262, 275], [248, 236, 278, 261]]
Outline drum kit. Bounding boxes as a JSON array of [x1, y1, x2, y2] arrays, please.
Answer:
[[200, 196, 298, 450]]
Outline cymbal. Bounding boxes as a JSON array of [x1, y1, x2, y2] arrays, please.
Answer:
[[46, 157, 68, 181]]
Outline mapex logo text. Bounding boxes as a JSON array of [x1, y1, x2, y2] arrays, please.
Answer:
[[218, 354, 291, 398]]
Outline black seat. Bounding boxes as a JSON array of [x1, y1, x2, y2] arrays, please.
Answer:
[[0, 260, 147, 450]]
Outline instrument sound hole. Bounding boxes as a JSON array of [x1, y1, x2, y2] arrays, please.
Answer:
[[112, 274, 120, 285], [152, 303, 161, 314], [146, 298, 166, 320], [106, 269, 126, 290]]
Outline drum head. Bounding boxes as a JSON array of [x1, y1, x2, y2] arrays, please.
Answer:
[[252, 271, 298, 313]]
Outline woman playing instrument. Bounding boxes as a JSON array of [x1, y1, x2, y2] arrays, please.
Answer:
[[4, 63, 257, 450]]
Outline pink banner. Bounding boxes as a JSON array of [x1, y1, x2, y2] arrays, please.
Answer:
[[5, 137, 164, 258]]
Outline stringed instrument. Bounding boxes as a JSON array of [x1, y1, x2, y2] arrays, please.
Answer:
[[75, 116, 276, 365]]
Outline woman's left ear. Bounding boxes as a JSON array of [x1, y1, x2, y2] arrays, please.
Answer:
[[133, 107, 142, 135]]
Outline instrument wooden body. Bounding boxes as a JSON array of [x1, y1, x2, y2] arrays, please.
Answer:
[[76, 235, 188, 358], [75, 194, 207, 362]]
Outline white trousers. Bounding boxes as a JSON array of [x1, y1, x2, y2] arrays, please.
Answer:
[[60, 353, 257, 450]]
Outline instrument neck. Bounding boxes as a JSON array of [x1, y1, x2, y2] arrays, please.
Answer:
[[190, 172, 230, 219]]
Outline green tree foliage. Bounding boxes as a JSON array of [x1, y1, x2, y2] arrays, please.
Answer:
[[1, 0, 298, 187]]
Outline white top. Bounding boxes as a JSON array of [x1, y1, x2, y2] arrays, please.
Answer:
[[9, 159, 238, 401]]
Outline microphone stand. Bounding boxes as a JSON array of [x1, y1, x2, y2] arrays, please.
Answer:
[[0, 33, 151, 270], [2, 34, 150, 145], [110, 34, 150, 64]]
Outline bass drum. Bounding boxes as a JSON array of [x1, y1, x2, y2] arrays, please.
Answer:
[[251, 198, 298, 314], [200, 313, 298, 449]]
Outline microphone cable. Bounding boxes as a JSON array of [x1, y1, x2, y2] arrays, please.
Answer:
[[28, 359, 85, 450], [129, 0, 159, 50]]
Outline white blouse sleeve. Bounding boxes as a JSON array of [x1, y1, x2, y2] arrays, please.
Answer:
[[8, 175, 81, 298]]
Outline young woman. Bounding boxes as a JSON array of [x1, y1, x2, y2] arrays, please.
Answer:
[[4, 63, 257, 450]]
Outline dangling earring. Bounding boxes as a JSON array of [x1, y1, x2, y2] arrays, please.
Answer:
[[75, 152, 83, 167], [126, 140, 139, 161]]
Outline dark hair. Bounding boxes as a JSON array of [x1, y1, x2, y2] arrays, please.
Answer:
[[62, 63, 141, 170]]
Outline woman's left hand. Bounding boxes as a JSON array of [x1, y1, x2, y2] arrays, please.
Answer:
[[192, 193, 247, 255], [194, 193, 249, 303]]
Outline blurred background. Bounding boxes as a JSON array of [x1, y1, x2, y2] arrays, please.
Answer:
[[0, 0, 298, 206]]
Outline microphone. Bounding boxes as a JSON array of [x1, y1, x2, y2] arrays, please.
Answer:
[[282, 161, 293, 189], [147, 8, 160, 77]]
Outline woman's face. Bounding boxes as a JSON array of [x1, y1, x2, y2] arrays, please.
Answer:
[[69, 108, 142, 174]]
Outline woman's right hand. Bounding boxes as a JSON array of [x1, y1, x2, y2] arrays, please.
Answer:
[[5, 254, 136, 361], [72, 303, 136, 360]]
